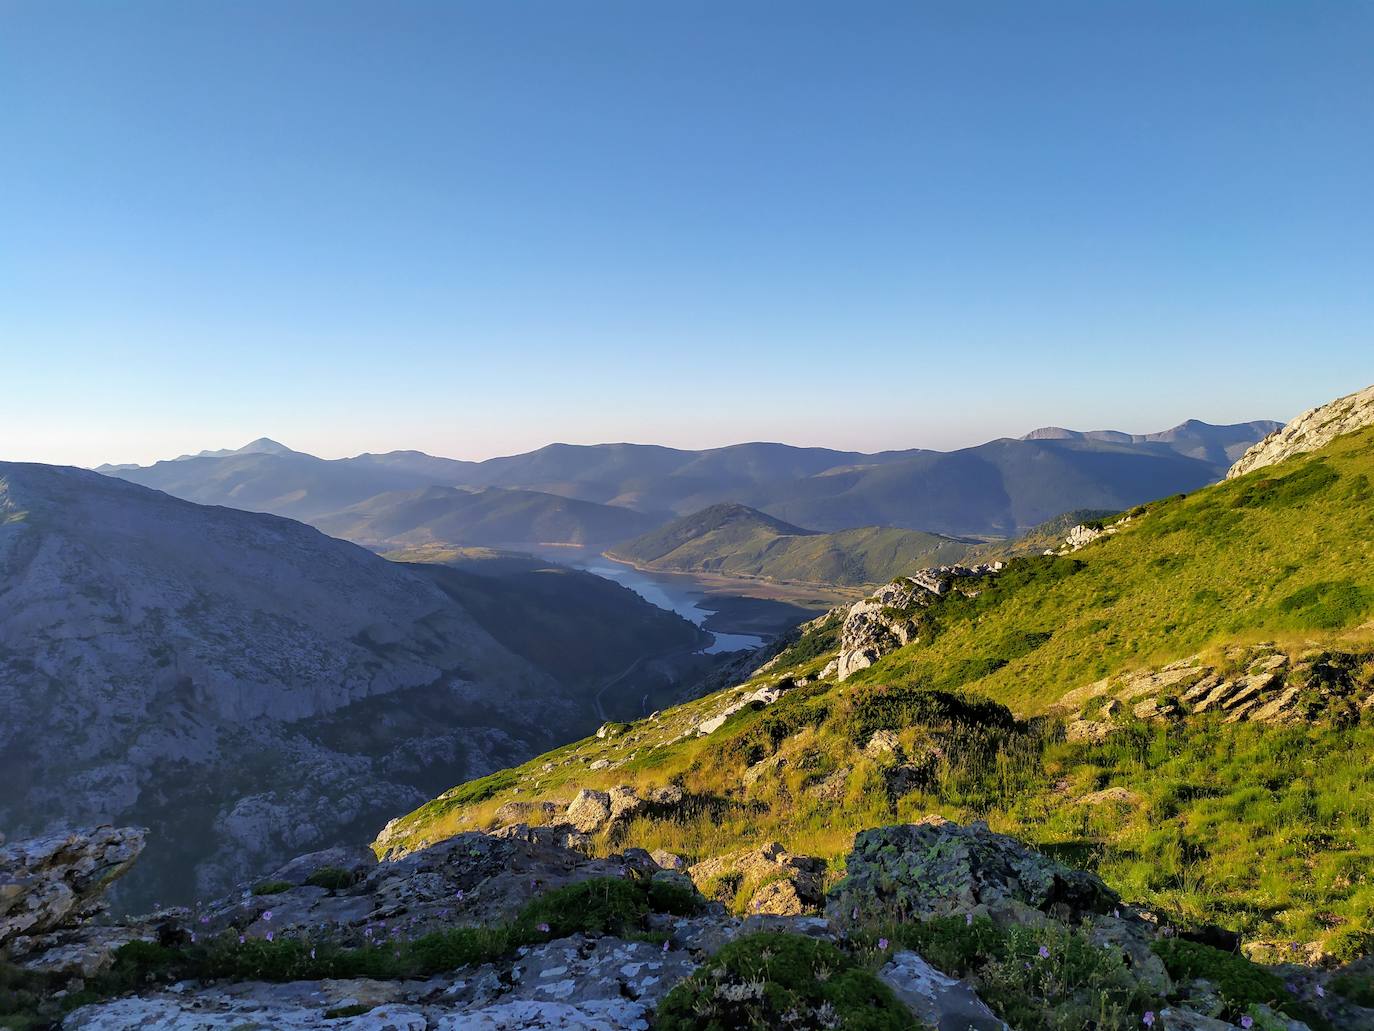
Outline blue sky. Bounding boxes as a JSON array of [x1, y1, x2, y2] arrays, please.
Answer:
[[3, 1, 1371, 466]]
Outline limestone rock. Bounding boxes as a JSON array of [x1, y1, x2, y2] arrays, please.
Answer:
[[879, 950, 1009, 1031], [650, 849, 686, 871], [0, 826, 144, 950], [1155, 1007, 1237, 1030], [864, 729, 903, 760], [265, 844, 378, 888], [1228, 382, 1374, 478], [565, 790, 612, 834], [689, 842, 825, 915], [1063, 523, 1104, 551], [835, 567, 1002, 680]]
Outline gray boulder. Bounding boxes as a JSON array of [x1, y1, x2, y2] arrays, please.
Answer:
[[879, 950, 1009, 1031], [827, 818, 1119, 927]]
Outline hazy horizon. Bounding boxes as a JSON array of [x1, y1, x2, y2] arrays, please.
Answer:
[[72, 407, 1301, 472], [5, 1, 1371, 467]]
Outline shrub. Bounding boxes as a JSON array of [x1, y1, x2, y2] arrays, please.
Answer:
[[252, 880, 294, 895], [516, 876, 701, 939], [655, 932, 912, 1031], [304, 866, 357, 891], [1151, 940, 1286, 1014]]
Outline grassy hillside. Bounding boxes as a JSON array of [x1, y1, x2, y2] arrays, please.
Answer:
[[313, 484, 664, 549], [611, 503, 974, 587], [378, 425, 1374, 953]]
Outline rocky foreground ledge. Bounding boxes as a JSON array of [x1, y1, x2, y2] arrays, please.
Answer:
[[1, 822, 1365, 1030]]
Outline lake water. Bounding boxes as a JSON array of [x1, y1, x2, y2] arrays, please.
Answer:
[[517, 545, 767, 654]]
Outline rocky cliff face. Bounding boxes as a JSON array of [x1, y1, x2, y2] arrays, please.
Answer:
[[0, 463, 575, 909], [1227, 383, 1374, 479]]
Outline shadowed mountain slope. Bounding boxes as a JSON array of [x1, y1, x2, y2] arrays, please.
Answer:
[[0, 462, 693, 909]]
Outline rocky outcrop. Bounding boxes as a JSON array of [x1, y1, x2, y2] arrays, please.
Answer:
[[1227, 382, 1374, 479], [828, 817, 1121, 927], [691, 677, 801, 737], [1055, 645, 1374, 733], [688, 842, 826, 916], [0, 826, 144, 953], [832, 565, 1003, 680]]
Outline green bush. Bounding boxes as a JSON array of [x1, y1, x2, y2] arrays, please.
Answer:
[[835, 683, 1016, 745], [873, 915, 1006, 977], [1151, 939, 1286, 1014], [304, 866, 357, 891], [252, 880, 294, 895], [516, 876, 701, 939], [655, 932, 913, 1031]]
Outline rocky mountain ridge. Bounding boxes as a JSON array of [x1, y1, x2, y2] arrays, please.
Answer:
[[1228, 383, 1374, 479]]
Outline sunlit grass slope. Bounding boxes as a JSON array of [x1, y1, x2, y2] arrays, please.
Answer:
[[378, 426, 1374, 950]]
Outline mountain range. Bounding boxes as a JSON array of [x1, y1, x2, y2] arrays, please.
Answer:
[[101, 418, 1280, 552]]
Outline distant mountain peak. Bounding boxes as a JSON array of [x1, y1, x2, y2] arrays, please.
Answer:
[[237, 437, 294, 455]]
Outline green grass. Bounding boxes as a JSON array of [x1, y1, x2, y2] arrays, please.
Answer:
[[611, 502, 974, 587], [849, 431, 1374, 712], [379, 427, 1374, 952], [655, 932, 916, 1031]]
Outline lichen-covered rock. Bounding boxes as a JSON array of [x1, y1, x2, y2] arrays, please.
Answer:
[[827, 818, 1119, 927], [0, 825, 144, 949], [565, 790, 612, 833]]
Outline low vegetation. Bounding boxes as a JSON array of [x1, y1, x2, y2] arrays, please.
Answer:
[[382, 427, 1374, 958], [655, 932, 913, 1031]]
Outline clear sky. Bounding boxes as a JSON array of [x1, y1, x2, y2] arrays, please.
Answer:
[[3, 1, 1371, 467]]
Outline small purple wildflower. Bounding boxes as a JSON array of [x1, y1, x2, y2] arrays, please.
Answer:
[[456, 889, 465, 901], [537, 922, 550, 933], [238, 934, 245, 944], [266, 931, 274, 942], [1240, 1018, 1253, 1030], [965, 913, 973, 926], [1038, 945, 1050, 960], [190, 933, 197, 943], [877, 938, 889, 951], [662, 940, 670, 953], [199, 915, 210, 925], [851, 906, 859, 920], [1142, 1013, 1155, 1028], [1316, 985, 1326, 998], [262, 910, 273, 922]]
